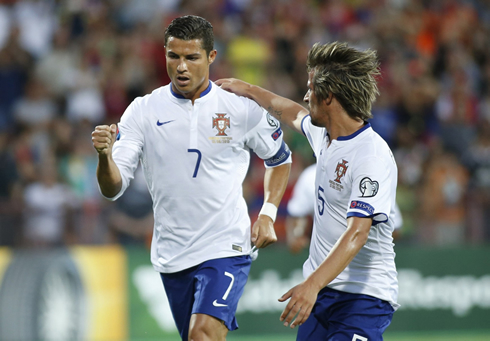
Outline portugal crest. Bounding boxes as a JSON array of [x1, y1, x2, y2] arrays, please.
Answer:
[[212, 113, 230, 136], [334, 159, 349, 183]]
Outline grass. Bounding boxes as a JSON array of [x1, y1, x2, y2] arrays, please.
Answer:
[[227, 331, 490, 341], [134, 330, 490, 341], [384, 330, 490, 341]]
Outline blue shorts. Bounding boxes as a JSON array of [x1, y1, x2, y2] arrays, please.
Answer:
[[297, 287, 394, 341], [160, 256, 252, 340]]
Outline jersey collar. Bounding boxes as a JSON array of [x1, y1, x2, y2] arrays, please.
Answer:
[[170, 80, 212, 99], [337, 122, 371, 141]]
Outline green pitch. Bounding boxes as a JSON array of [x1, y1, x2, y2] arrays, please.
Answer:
[[135, 330, 490, 341], [226, 330, 490, 341]]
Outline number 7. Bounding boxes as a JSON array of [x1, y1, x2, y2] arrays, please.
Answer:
[[222, 272, 235, 300], [187, 149, 202, 178]]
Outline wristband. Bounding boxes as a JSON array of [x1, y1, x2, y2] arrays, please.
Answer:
[[259, 202, 278, 223]]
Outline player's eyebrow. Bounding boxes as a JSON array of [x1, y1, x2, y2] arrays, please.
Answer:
[[167, 51, 202, 59], [185, 53, 201, 58]]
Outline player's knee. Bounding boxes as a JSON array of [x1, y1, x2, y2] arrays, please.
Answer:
[[188, 325, 221, 341], [188, 315, 227, 341]]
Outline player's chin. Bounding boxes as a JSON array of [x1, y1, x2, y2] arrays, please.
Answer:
[[174, 77, 192, 89]]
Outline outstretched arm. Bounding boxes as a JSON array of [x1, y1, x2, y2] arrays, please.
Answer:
[[278, 216, 372, 328], [216, 78, 308, 135], [252, 162, 291, 249], [92, 124, 122, 198]]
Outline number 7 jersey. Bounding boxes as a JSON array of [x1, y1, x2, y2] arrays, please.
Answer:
[[105, 81, 291, 273]]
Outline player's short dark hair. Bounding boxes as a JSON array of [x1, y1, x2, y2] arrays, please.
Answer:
[[164, 15, 214, 56], [306, 42, 380, 121]]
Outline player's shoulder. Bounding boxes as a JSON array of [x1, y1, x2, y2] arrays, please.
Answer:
[[125, 86, 170, 115], [139, 85, 169, 105], [213, 82, 255, 107], [369, 127, 394, 156], [352, 126, 396, 167], [356, 124, 390, 149], [125, 86, 164, 107], [213, 82, 267, 126]]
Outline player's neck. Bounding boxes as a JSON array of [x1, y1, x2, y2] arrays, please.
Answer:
[[327, 113, 365, 142], [173, 79, 210, 104]]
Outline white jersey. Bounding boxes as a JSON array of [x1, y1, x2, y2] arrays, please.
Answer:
[[287, 163, 316, 217], [106, 81, 291, 273], [287, 163, 403, 229], [301, 116, 399, 309]]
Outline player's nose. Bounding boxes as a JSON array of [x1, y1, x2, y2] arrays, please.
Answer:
[[177, 58, 187, 72], [303, 92, 309, 103]]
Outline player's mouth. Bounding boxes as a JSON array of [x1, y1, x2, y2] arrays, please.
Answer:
[[176, 75, 190, 87]]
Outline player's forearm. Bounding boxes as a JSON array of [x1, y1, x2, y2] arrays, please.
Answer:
[[263, 163, 291, 207], [96, 154, 123, 198], [306, 217, 371, 292], [247, 85, 308, 134]]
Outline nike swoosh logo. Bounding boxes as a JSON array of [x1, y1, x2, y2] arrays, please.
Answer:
[[157, 120, 175, 126], [212, 300, 228, 307]]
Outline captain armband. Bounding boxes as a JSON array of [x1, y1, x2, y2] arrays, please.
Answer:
[[264, 141, 291, 167]]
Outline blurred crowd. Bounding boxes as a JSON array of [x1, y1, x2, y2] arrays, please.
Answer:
[[0, 0, 489, 249]]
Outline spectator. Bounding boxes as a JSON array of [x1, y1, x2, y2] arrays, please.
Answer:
[[0, 130, 21, 246], [0, 0, 489, 247], [21, 157, 78, 248]]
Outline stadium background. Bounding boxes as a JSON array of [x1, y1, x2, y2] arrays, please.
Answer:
[[0, 0, 489, 340]]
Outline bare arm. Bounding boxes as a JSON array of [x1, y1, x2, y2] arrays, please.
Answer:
[[92, 124, 122, 198], [279, 216, 372, 328], [252, 162, 291, 248], [215, 78, 308, 134]]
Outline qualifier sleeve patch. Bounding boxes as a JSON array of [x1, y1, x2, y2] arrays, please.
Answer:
[[271, 127, 282, 141]]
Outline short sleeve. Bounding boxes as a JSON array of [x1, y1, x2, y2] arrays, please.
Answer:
[[244, 101, 292, 167], [346, 156, 394, 224]]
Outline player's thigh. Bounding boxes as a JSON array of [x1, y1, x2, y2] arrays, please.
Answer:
[[296, 311, 329, 341], [316, 288, 394, 341], [160, 266, 198, 337], [189, 313, 228, 341], [192, 256, 252, 331]]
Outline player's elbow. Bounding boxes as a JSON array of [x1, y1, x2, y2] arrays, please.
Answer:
[[352, 227, 370, 249], [98, 179, 123, 200], [348, 224, 371, 248]]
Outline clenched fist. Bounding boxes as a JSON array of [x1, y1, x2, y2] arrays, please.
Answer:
[[92, 124, 117, 156]]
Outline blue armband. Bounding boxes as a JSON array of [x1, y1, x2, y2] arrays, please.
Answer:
[[265, 141, 291, 167]]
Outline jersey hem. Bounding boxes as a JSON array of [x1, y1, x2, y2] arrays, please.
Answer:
[[152, 251, 251, 274], [326, 283, 400, 310]]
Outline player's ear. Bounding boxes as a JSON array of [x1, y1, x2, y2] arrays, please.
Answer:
[[208, 50, 217, 65], [325, 92, 334, 106]]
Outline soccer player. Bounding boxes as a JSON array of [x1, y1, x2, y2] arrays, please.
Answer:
[[216, 41, 399, 340], [92, 15, 291, 341]]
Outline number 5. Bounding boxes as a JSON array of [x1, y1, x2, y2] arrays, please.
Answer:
[[317, 186, 325, 216], [187, 149, 202, 178]]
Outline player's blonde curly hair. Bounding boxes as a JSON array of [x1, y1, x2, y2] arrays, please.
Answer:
[[306, 42, 380, 121]]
